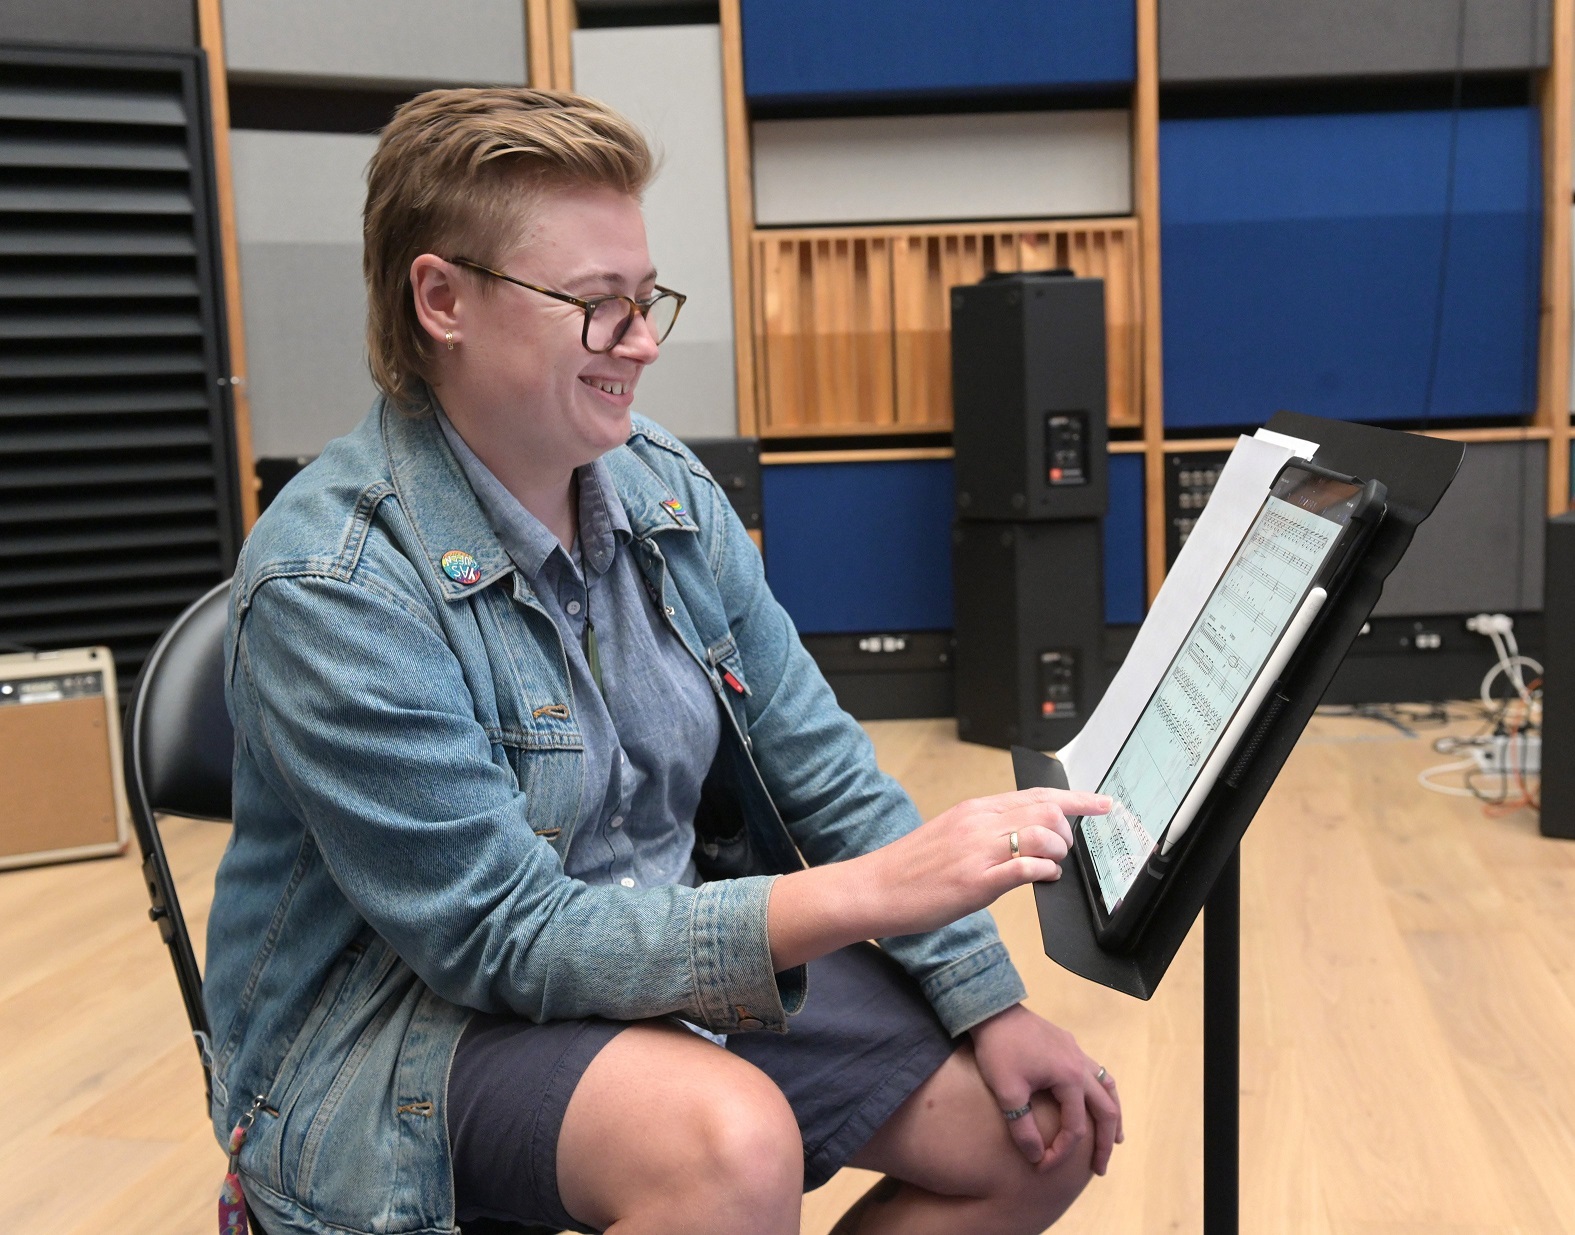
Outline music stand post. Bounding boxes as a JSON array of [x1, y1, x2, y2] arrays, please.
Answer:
[[1018, 413, 1464, 1235]]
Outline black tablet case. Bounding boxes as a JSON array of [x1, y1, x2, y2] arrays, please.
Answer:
[[1021, 412, 1463, 998]]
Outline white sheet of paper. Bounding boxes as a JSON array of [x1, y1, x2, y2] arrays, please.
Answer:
[[1056, 430, 1319, 791]]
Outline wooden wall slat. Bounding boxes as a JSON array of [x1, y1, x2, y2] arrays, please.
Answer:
[[754, 219, 1141, 437], [196, 0, 258, 532]]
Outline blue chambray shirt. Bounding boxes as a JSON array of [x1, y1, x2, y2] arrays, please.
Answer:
[[436, 407, 721, 890]]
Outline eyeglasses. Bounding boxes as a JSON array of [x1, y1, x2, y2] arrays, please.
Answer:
[[448, 256, 685, 354]]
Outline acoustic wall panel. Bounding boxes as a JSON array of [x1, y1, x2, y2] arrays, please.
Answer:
[[761, 460, 953, 634], [1160, 0, 1548, 84], [572, 25, 737, 440], [741, 0, 1135, 104], [1371, 439, 1545, 617], [761, 455, 1141, 635], [752, 111, 1132, 227], [222, 0, 526, 87], [0, 47, 241, 680], [1161, 107, 1541, 430], [229, 131, 378, 458], [1105, 453, 1145, 625], [1, 0, 195, 51]]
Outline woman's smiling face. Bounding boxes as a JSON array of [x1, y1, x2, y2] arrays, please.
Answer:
[[438, 185, 662, 477]]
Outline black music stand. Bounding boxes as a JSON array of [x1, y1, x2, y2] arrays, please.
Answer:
[[1019, 412, 1463, 1234]]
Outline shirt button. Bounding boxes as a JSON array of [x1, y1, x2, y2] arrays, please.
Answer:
[[620, 876, 636, 888], [566, 600, 582, 616], [610, 815, 624, 829]]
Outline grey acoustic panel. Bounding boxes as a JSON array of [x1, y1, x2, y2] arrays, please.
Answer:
[[222, 0, 526, 88], [0, 0, 195, 51], [229, 129, 370, 244], [573, 24, 737, 439], [1160, 0, 1548, 83], [1371, 439, 1545, 616], [629, 339, 737, 440], [230, 131, 377, 456], [237, 243, 374, 456], [752, 110, 1132, 227]]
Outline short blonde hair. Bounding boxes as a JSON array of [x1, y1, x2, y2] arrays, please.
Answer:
[[363, 87, 655, 411]]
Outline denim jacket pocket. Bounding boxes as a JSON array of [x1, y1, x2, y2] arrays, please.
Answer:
[[244, 932, 384, 1195], [500, 730, 583, 855]]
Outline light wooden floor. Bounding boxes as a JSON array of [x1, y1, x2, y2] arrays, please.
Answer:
[[2, 712, 1571, 1234]]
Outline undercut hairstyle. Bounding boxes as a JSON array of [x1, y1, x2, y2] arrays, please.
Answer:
[[363, 88, 655, 411]]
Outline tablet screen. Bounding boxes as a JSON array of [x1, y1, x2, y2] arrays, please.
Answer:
[[1081, 479, 1359, 914]]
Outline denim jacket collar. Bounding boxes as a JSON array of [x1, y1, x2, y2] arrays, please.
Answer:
[[379, 396, 697, 605]]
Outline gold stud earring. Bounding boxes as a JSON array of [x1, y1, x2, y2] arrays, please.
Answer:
[[444, 330, 455, 351]]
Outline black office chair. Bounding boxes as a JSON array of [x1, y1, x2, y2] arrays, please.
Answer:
[[124, 579, 553, 1235]]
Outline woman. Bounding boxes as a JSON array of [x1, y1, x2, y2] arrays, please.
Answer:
[[207, 87, 1121, 1235]]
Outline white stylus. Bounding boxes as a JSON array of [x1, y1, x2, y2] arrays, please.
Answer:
[[1158, 585, 1328, 856]]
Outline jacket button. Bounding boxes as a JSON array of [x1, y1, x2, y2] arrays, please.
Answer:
[[736, 1015, 764, 1030]]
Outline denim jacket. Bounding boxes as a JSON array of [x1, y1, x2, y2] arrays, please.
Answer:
[[207, 398, 1027, 1235]]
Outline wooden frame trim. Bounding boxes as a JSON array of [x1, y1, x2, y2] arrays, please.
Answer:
[[719, 0, 760, 435], [759, 447, 954, 465], [526, 0, 575, 89], [1424, 424, 1554, 444], [1542, 0, 1575, 512], [753, 215, 1141, 244], [1134, 0, 1167, 603], [1160, 425, 1553, 455], [549, 0, 576, 90], [196, 0, 258, 531], [526, 0, 554, 87]]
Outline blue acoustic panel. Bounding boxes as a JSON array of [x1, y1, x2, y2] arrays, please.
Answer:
[[741, 0, 1135, 104], [1105, 454, 1146, 624], [1161, 107, 1542, 430], [762, 460, 955, 633]]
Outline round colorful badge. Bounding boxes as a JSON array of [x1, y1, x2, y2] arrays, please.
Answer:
[[440, 549, 482, 585]]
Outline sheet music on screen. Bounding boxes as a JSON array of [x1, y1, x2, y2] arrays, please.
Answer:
[[1083, 495, 1344, 913]]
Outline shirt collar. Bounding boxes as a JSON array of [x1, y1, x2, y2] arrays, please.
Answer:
[[434, 404, 629, 583]]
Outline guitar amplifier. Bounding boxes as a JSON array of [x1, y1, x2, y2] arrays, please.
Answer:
[[0, 646, 130, 870]]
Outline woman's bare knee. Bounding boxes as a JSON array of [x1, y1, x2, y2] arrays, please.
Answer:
[[558, 1023, 802, 1234]]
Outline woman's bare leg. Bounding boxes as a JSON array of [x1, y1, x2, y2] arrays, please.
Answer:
[[557, 1021, 805, 1235]]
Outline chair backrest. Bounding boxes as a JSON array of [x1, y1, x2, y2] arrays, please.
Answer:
[[123, 578, 233, 1094]]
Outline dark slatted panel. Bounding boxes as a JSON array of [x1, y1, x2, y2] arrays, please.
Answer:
[[0, 48, 241, 676]]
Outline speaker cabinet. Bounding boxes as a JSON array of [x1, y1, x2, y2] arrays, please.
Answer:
[[952, 272, 1109, 522], [1542, 513, 1574, 838], [0, 647, 129, 870], [953, 520, 1105, 750]]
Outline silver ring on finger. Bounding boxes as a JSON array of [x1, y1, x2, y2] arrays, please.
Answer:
[[1001, 1101, 1033, 1121], [1008, 830, 1020, 860], [1094, 1065, 1109, 1084]]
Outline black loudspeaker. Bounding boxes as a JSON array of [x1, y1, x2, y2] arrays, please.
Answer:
[[684, 437, 762, 530], [951, 271, 1108, 522], [1542, 512, 1574, 838], [952, 520, 1105, 750]]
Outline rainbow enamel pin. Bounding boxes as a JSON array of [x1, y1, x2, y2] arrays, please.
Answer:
[[441, 549, 482, 585]]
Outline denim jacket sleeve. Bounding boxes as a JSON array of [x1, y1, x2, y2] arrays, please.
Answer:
[[230, 563, 797, 1034], [678, 457, 1029, 1036]]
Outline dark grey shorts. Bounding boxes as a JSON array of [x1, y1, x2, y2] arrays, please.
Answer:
[[445, 942, 957, 1234]]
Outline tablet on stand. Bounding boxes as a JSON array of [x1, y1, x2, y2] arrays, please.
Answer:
[[1019, 411, 1465, 1235]]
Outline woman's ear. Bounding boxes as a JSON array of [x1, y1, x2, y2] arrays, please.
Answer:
[[410, 254, 461, 347]]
